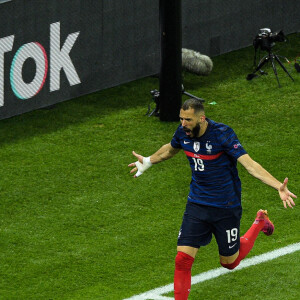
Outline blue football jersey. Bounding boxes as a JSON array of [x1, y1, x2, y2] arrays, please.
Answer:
[[171, 118, 247, 208]]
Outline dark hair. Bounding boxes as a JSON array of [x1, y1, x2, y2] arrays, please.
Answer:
[[182, 98, 205, 114]]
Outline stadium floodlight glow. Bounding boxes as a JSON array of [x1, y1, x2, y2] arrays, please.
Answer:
[[0, 21, 81, 107]]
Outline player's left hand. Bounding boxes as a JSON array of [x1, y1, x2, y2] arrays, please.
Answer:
[[279, 177, 297, 208]]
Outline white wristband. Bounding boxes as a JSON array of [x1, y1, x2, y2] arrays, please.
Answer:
[[135, 156, 152, 177]]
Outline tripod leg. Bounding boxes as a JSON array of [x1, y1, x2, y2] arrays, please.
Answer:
[[247, 55, 270, 80], [274, 55, 294, 81], [276, 55, 290, 63], [252, 56, 270, 74], [270, 56, 281, 87]]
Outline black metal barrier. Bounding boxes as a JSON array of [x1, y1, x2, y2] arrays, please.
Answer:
[[0, 0, 299, 120]]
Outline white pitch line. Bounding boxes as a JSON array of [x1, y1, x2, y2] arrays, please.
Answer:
[[124, 242, 300, 300]]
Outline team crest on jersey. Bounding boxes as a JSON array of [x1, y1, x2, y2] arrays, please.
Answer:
[[206, 141, 212, 154], [193, 142, 200, 152]]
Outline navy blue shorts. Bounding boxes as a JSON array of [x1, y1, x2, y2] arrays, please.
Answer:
[[177, 201, 242, 256]]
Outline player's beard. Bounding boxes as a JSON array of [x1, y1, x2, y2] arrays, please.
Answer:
[[184, 122, 201, 138], [191, 122, 201, 137]]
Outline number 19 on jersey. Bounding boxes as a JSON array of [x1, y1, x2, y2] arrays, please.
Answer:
[[192, 158, 205, 171]]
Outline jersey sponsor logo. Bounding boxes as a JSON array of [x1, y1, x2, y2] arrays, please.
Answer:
[[183, 140, 190, 144], [234, 143, 242, 149], [193, 142, 200, 152]]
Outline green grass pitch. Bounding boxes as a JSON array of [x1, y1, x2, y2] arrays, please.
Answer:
[[1, 34, 299, 299]]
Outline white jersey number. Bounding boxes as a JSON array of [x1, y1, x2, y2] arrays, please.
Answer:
[[226, 228, 238, 244], [192, 157, 205, 172]]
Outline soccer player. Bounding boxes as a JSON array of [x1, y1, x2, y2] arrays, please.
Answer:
[[128, 99, 296, 300]]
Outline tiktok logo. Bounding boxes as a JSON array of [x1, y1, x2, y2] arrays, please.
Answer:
[[0, 22, 81, 106]]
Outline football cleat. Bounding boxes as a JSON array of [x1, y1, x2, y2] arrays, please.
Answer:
[[255, 209, 274, 236]]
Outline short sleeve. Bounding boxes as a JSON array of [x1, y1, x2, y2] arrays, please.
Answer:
[[170, 127, 182, 149], [218, 126, 247, 159]]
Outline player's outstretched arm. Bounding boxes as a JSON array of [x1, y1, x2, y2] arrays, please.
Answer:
[[238, 154, 297, 208], [128, 143, 180, 178]]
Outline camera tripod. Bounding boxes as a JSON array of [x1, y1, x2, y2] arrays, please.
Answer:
[[247, 50, 294, 87]]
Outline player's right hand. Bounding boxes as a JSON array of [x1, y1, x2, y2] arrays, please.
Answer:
[[128, 151, 152, 178]]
